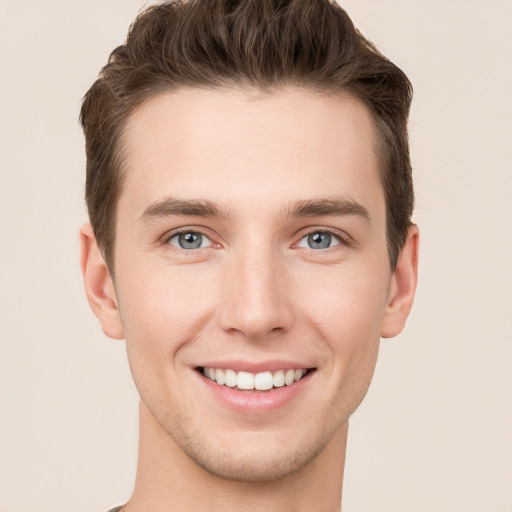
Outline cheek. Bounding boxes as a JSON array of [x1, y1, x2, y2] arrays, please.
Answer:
[[295, 262, 389, 375], [298, 262, 389, 331], [291, 263, 387, 423], [117, 262, 219, 354], [118, 267, 216, 410]]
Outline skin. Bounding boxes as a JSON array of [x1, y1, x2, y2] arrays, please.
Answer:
[[80, 87, 419, 511]]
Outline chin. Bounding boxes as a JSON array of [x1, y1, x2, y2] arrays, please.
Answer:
[[187, 439, 327, 483], [169, 418, 333, 483]]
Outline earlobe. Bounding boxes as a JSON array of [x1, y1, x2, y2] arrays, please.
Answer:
[[380, 225, 419, 338], [80, 223, 124, 340]]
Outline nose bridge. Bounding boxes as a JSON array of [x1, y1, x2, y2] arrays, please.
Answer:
[[218, 239, 292, 339]]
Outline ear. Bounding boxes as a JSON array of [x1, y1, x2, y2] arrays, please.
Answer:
[[380, 225, 419, 338], [80, 223, 124, 340]]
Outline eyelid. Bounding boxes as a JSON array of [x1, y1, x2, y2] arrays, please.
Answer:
[[159, 225, 352, 250], [161, 227, 220, 249], [292, 227, 353, 249]]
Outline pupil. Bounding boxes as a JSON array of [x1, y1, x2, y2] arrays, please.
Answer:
[[308, 232, 331, 249], [179, 232, 202, 249]]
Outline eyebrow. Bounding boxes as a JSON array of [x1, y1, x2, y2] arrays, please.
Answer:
[[139, 195, 370, 223], [285, 197, 371, 222], [139, 197, 231, 222]]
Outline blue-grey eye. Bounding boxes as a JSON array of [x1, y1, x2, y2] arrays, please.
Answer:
[[297, 231, 340, 249], [169, 232, 210, 250]]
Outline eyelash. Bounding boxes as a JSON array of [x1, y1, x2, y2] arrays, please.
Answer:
[[161, 227, 352, 250], [163, 228, 217, 249], [298, 227, 351, 247]]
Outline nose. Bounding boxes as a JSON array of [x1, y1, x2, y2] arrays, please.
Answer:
[[218, 246, 293, 340]]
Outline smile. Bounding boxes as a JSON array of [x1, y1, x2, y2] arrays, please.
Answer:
[[201, 367, 309, 391]]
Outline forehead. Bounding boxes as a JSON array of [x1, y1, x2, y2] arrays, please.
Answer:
[[118, 87, 384, 220]]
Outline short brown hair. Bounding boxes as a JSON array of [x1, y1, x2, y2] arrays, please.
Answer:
[[80, 0, 413, 272]]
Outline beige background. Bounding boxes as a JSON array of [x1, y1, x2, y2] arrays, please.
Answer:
[[1, 1, 511, 511]]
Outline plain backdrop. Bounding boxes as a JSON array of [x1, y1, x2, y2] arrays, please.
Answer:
[[1, 1, 511, 511]]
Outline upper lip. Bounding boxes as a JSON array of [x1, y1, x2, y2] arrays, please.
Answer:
[[196, 360, 315, 373]]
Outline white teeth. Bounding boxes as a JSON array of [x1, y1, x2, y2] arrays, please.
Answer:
[[273, 369, 285, 387], [201, 366, 310, 390], [284, 369, 295, 385], [294, 369, 306, 382], [215, 368, 225, 385], [254, 371, 273, 391], [224, 369, 237, 387], [237, 371, 254, 390]]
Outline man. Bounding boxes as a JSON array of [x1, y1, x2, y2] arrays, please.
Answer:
[[79, 0, 418, 510]]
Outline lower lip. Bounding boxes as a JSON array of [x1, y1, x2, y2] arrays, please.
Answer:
[[196, 370, 315, 413]]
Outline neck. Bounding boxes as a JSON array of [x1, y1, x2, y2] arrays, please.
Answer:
[[124, 402, 347, 512]]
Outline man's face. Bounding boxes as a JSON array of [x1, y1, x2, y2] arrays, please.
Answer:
[[112, 87, 394, 481]]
